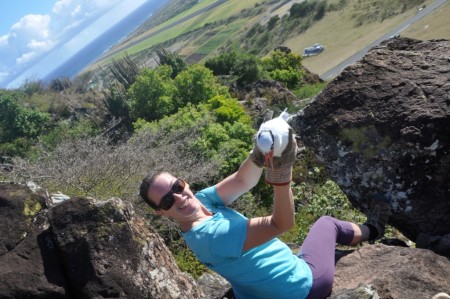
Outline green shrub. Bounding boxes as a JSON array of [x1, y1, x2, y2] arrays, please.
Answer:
[[261, 50, 305, 88], [128, 65, 177, 121], [0, 91, 50, 143], [267, 15, 280, 30], [174, 64, 228, 106]]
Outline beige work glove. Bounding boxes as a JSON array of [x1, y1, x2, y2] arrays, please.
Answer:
[[265, 129, 297, 185], [249, 142, 265, 168]]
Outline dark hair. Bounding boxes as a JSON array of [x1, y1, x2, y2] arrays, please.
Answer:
[[139, 171, 168, 210]]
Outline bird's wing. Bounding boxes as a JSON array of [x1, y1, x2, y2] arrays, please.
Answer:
[[266, 118, 290, 156]]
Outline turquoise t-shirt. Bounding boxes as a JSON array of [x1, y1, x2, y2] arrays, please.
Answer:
[[182, 186, 312, 299]]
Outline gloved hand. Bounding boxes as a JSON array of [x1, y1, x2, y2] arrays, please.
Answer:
[[265, 129, 297, 185], [249, 141, 265, 168]]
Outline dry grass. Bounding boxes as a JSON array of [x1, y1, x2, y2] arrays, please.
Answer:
[[284, 0, 438, 76], [402, 1, 450, 40]]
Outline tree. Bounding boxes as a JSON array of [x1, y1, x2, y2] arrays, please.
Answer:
[[154, 46, 186, 79], [128, 65, 177, 121], [314, 1, 327, 20], [204, 51, 238, 76], [290, 0, 318, 18], [174, 64, 228, 106], [49, 76, 72, 92], [267, 15, 280, 30]]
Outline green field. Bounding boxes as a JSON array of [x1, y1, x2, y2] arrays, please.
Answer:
[[92, 0, 262, 67], [87, 0, 449, 76], [195, 21, 245, 55]]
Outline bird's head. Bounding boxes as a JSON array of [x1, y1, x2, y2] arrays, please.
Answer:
[[256, 130, 274, 154]]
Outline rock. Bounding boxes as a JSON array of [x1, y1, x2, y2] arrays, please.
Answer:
[[47, 197, 204, 299], [294, 38, 450, 254], [0, 182, 67, 298], [0, 182, 204, 298], [331, 244, 450, 299], [198, 272, 232, 299], [232, 79, 298, 110], [329, 284, 380, 299]]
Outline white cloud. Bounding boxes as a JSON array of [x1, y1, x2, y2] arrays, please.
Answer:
[[0, 0, 124, 87]]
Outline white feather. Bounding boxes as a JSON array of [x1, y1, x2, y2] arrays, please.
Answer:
[[256, 108, 292, 157]]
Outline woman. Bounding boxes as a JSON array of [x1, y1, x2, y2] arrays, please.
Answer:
[[139, 130, 390, 299]]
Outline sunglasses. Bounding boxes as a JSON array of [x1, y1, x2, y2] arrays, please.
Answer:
[[157, 179, 186, 210]]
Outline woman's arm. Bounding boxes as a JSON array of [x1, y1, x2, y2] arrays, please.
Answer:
[[242, 184, 295, 251], [215, 157, 263, 206]]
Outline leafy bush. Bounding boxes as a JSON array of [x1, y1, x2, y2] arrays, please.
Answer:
[[174, 64, 228, 106], [267, 15, 280, 30], [204, 52, 260, 85], [261, 50, 305, 88], [128, 65, 177, 121], [290, 0, 318, 18], [204, 51, 238, 76], [0, 91, 48, 158]]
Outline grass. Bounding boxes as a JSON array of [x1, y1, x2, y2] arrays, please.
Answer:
[[195, 21, 245, 55], [114, 0, 217, 51], [293, 82, 328, 101], [93, 0, 262, 67], [402, 1, 450, 40], [284, 0, 437, 76]]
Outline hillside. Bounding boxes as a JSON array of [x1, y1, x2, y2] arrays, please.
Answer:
[[85, 0, 449, 79]]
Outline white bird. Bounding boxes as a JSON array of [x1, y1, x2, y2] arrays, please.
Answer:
[[256, 108, 293, 168]]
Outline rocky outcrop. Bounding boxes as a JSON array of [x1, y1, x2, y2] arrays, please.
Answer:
[[0, 182, 204, 298], [294, 38, 450, 255], [330, 244, 450, 299], [0, 182, 66, 298]]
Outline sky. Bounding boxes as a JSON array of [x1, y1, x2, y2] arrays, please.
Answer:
[[0, 0, 149, 88]]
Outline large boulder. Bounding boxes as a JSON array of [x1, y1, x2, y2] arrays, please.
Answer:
[[293, 38, 450, 254], [0, 182, 67, 298], [47, 196, 204, 299], [0, 182, 204, 298], [330, 244, 450, 299]]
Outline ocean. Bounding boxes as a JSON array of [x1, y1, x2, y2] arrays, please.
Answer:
[[43, 0, 168, 82]]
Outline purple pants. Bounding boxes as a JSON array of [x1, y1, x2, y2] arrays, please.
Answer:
[[297, 216, 355, 299]]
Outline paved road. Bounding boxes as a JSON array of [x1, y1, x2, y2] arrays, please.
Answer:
[[321, 0, 449, 80]]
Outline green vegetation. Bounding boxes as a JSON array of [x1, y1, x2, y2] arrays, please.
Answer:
[[0, 90, 50, 158], [293, 81, 328, 100], [261, 50, 305, 88], [23, 197, 43, 219]]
